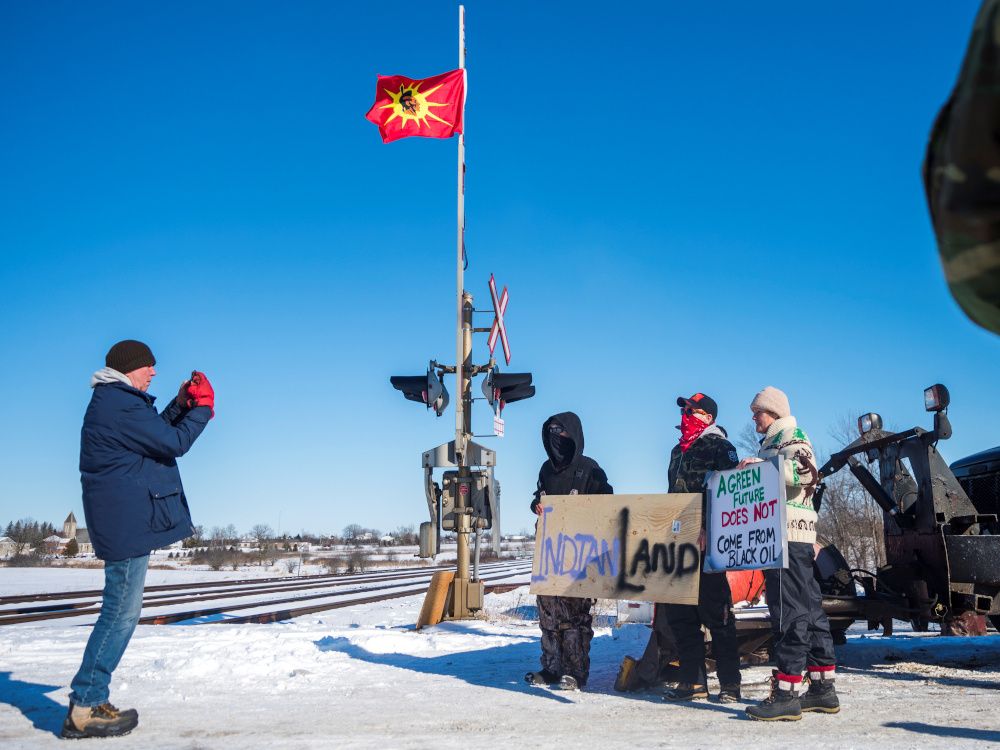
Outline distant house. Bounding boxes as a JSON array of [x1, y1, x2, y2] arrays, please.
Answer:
[[44, 513, 96, 556], [379, 535, 396, 546], [238, 537, 256, 552], [0, 536, 17, 559], [43, 534, 66, 555]]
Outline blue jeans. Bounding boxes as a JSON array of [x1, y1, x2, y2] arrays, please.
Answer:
[[69, 555, 149, 707]]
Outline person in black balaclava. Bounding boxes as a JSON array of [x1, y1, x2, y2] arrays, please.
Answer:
[[526, 412, 613, 691]]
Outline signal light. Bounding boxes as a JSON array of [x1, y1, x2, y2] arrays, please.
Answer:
[[481, 367, 535, 411], [390, 366, 450, 417]]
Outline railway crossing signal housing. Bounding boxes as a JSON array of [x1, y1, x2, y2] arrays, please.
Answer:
[[481, 368, 535, 411], [441, 470, 494, 531], [390, 367, 450, 417]]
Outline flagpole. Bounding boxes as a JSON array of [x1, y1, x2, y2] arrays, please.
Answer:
[[455, 4, 466, 460], [449, 3, 475, 617]]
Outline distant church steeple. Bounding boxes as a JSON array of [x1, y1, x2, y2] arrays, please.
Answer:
[[63, 512, 77, 540]]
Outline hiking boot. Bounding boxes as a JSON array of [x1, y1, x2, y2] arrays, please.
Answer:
[[800, 680, 840, 713], [61, 702, 139, 739], [717, 684, 742, 703], [557, 675, 581, 691], [745, 674, 801, 721], [614, 656, 637, 692], [664, 683, 709, 701], [524, 670, 559, 686]]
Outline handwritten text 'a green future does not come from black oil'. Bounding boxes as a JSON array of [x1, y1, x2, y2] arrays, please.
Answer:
[[710, 463, 784, 570]]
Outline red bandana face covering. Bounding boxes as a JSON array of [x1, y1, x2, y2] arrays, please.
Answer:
[[679, 412, 710, 452]]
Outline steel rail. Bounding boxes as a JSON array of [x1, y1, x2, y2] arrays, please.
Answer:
[[1, 561, 521, 617], [0, 561, 468, 605], [204, 573, 532, 626], [141, 564, 533, 625], [0, 561, 531, 627]]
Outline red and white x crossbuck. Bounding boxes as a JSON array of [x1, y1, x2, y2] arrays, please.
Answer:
[[487, 274, 511, 365]]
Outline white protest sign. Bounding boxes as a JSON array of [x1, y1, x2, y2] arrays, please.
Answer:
[[704, 457, 787, 572], [529, 493, 702, 605]]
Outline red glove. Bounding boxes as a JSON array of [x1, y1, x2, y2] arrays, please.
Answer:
[[185, 371, 215, 418]]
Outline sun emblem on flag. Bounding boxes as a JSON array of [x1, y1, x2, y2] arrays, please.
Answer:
[[380, 81, 453, 130]]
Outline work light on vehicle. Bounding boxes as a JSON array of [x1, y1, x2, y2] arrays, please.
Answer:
[[924, 384, 950, 412], [858, 413, 882, 436]]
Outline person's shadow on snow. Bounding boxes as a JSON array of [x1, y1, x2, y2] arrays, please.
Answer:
[[315, 624, 577, 704], [0, 671, 65, 736]]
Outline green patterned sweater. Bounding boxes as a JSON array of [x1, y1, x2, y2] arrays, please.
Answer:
[[757, 416, 820, 544]]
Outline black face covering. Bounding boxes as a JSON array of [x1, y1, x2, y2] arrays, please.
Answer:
[[549, 433, 575, 468]]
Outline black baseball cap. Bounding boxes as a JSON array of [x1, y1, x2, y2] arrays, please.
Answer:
[[676, 392, 718, 419]]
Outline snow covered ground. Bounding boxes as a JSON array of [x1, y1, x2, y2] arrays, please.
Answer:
[[1, 569, 998, 749]]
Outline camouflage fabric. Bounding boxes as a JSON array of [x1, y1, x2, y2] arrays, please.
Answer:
[[924, 0, 1000, 335], [667, 425, 739, 497], [537, 594, 594, 685]]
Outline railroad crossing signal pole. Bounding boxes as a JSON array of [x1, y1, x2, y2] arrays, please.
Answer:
[[450, 293, 481, 619], [449, 6, 480, 619], [389, 6, 533, 623]]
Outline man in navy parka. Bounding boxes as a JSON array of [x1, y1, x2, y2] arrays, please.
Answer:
[[63, 340, 214, 739]]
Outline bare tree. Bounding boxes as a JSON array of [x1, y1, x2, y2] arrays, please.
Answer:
[[734, 423, 762, 458], [815, 414, 887, 571], [209, 526, 228, 547], [4, 518, 55, 555], [249, 524, 272, 543], [249, 523, 274, 566], [342, 523, 364, 546], [345, 549, 370, 573], [6, 521, 35, 556], [395, 524, 418, 545]]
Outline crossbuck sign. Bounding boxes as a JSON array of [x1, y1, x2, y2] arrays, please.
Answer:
[[487, 274, 511, 365]]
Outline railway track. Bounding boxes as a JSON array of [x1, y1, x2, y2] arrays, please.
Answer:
[[0, 560, 532, 627]]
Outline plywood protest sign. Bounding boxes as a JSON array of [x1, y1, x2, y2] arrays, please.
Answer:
[[529, 493, 702, 605], [704, 457, 787, 572]]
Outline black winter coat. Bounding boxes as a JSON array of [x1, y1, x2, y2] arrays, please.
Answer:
[[667, 424, 739, 522], [80, 382, 211, 561], [530, 411, 612, 513]]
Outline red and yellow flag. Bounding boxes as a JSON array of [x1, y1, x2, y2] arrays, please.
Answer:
[[365, 69, 465, 143]]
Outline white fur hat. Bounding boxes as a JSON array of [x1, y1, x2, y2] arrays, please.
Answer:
[[750, 386, 791, 419]]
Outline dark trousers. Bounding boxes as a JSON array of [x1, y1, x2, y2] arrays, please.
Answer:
[[763, 541, 836, 677], [537, 594, 594, 685], [664, 571, 741, 687], [633, 604, 680, 687]]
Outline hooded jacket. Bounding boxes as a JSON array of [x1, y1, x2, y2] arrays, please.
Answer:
[[529, 411, 612, 513], [80, 376, 211, 561], [667, 422, 739, 522]]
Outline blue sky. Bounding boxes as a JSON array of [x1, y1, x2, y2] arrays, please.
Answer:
[[1, 1, 997, 539]]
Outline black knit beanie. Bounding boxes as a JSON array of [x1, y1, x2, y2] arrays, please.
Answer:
[[105, 340, 156, 374]]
